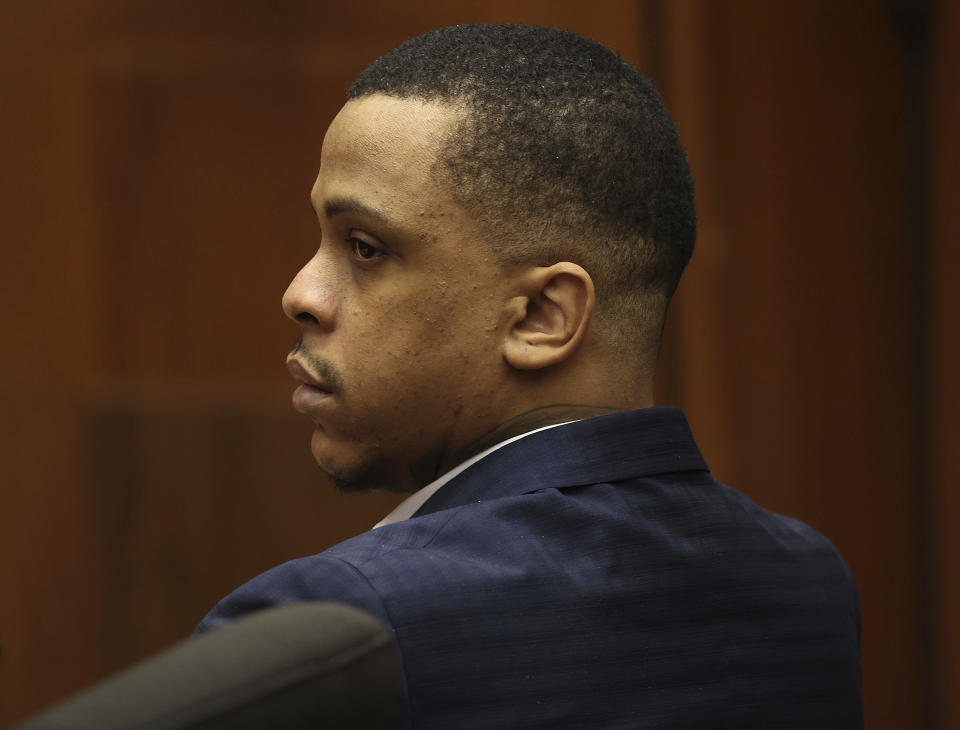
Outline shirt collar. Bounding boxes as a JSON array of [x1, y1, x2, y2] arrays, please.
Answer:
[[373, 421, 577, 529]]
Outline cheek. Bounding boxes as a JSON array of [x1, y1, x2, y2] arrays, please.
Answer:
[[353, 288, 462, 357], [338, 283, 501, 404], [337, 319, 444, 417]]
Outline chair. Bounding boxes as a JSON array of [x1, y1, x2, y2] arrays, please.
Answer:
[[13, 602, 400, 729]]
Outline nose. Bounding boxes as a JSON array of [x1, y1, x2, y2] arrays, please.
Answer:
[[282, 251, 339, 331]]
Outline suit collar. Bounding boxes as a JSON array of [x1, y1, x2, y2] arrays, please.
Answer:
[[415, 407, 708, 519]]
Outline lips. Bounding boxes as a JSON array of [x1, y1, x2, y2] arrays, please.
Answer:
[[287, 358, 334, 415], [291, 382, 333, 415], [287, 358, 327, 388]]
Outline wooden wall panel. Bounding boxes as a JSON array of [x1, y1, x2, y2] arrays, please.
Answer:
[[655, 2, 921, 728], [0, 2, 104, 720], [933, 0, 960, 725]]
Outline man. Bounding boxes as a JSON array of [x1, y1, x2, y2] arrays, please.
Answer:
[[198, 25, 862, 728]]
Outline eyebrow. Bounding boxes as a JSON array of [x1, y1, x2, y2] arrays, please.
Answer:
[[310, 196, 391, 225]]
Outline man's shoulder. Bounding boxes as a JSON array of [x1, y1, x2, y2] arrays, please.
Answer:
[[193, 502, 501, 635], [319, 467, 854, 607]]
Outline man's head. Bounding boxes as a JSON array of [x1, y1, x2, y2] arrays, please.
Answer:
[[349, 24, 696, 349], [282, 25, 695, 492]]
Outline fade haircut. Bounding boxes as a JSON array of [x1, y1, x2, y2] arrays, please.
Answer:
[[349, 24, 695, 357]]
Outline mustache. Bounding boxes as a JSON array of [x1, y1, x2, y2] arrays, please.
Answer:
[[290, 335, 345, 394]]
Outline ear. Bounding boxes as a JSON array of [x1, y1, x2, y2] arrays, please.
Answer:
[[503, 262, 595, 371]]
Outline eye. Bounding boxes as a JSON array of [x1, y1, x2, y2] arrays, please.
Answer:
[[348, 233, 384, 261]]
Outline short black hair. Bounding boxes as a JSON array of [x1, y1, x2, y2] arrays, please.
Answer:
[[349, 24, 695, 354]]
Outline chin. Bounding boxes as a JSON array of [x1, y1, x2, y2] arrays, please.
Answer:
[[327, 468, 417, 495], [310, 429, 416, 494]]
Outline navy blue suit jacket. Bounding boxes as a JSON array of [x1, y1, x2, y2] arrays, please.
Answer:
[[198, 408, 862, 728]]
